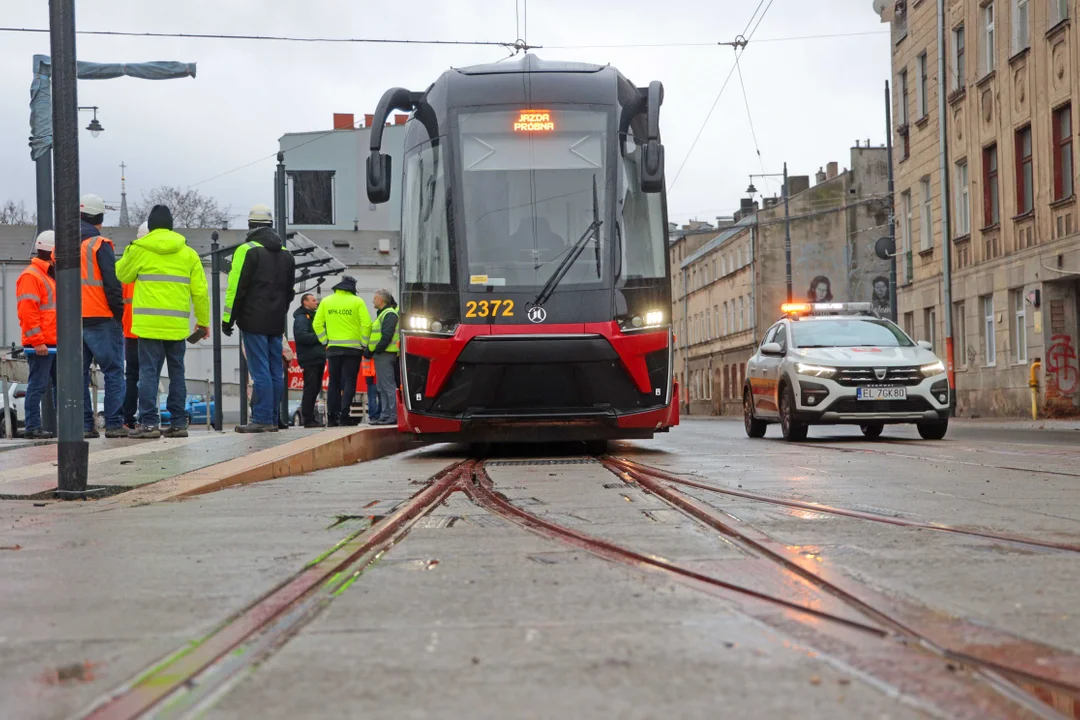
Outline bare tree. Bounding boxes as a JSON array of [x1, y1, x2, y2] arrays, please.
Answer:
[[132, 186, 231, 229], [0, 200, 34, 225]]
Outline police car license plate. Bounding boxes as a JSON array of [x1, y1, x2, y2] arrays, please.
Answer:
[[856, 387, 907, 401]]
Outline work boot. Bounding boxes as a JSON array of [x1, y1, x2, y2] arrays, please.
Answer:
[[163, 426, 188, 439], [104, 426, 128, 439], [21, 428, 55, 439], [84, 428, 100, 439], [303, 422, 323, 429], [128, 425, 161, 439], [235, 423, 275, 434]]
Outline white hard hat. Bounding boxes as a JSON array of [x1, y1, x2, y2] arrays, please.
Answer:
[[249, 204, 273, 224], [80, 194, 106, 216], [34, 230, 55, 252], [136, 221, 149, 239]]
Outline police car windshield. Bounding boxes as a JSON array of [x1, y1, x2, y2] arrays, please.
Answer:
[[792, 319, 913, 348]]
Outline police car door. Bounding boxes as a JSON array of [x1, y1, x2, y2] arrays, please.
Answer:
[[756, 323, 787, 418]]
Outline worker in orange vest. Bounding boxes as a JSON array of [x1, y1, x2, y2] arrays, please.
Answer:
[[361, 355, 379, 423], [16, 231, 58, 439], [79, 194, 127, 439], [120, 221, 148, 429]]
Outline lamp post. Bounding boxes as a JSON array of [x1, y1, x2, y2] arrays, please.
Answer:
[[78, 106, 104, 137], [746, 162, 792, 303]]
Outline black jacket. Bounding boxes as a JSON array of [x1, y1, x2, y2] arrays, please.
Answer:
[[232, 227, 296, 336], [292, 306, 325, 366], [373, 305, 400, 354], [81, 220, 124, 326]]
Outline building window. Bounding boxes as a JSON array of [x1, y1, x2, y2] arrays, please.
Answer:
[[728, 302, 735, 333], [982, 294, 996, 366], [714, 305, 719, 336], [1054, 104, 1073, 201], [917, 52, 929, 118], [952, 25, 966, 92], [721, 302, 728, 335], [898, 68, 910, 159], [737, 297, 744, 332], [1051, 0, 1069, 26], [706, 309, 712, 340], [904, 311, 915, 339], [924, 306, 937, 352], [1013, 289, 1028, 363], [287, 170, 335, 225], [983, 144, 1000, 225], [982, 2, 996, 76], [920, 176, 933, 250], [1012, 0, 1030, 55], [956, 160, 970, 236], [955, 301, 967, 368], [1016, 125, 1033, 214]]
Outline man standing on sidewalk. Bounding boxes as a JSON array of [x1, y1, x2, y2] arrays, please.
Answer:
[[223, 205, 296, 433], [16, 231, 57, 439], [116, 205, 210, 439], [79, 194, 126, 439], [368, 289, 400, 426], [120, 221, 148, 429], [292, 294, 325, 427], [313, 277, 371, 427]]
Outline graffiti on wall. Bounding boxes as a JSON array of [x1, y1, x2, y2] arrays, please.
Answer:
[[1046, 333, 1078, 398]]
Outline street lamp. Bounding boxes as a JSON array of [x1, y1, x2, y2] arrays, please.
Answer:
[[78, 106, 103, 137], [747, 163, 793, 304]]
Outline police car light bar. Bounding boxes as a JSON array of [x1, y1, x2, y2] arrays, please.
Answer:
[[781, 302, 874, 316]]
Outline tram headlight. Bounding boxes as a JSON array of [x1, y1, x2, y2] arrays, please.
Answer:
[[430, 320, 444, 333], [408, 315, 430, 331], [644, 310, 664, 327]]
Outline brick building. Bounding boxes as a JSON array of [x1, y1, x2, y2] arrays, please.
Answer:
[[672, 147, 891, 415], [878, 0, 1080, 416]]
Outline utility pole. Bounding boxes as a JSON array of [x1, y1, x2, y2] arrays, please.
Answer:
[[885, 80, 898, 322], [210, 231, 223, 431], [936, 0, 956, 407], [275, 152, 290, 427], [783, 162, 792, 305], [49, 0, 88, 496]]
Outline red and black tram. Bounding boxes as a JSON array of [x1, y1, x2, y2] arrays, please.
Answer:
[[366, 54, 679, 443]]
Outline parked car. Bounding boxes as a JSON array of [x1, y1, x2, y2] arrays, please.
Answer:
[[0, 383, 29, 437], [185, 395, 216, 425], [289, 398, 326, 427]]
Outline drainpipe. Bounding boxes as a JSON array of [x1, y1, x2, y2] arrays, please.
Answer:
[[937, 0, 956, 409], [1029, 358, 1042, 420]]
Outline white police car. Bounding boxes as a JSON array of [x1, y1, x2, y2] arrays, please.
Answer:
[[743, 303, 951, 441]]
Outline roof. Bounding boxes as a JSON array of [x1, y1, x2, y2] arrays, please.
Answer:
[[679, 213, 756, 270], [453, 54, 607, 76], [0, 225, 399, 268]]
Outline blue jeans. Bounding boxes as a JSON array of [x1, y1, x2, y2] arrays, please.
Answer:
[[24, 352, 57, 432], [138, 339, 186, 428], [243, 333, 283, 425], [374, 351, 398, 423], [366, 376, 379, 420], [83, 319, 125, 430]]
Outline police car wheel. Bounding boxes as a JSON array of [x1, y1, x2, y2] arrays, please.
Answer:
[[743, 389, 767, 438], [860, 423, 884, 440], [779, 385, 808, 442], [917, 419, 948, 440]]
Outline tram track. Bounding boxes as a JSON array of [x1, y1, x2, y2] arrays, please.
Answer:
[[81, 452, 1080, 720], [595, 455, 1080, 718]]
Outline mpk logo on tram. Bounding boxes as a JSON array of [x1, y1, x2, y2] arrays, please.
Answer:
[[527, 306, 547, 324]]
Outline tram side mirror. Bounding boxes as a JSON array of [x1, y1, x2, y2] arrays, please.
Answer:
[[641, 140, 665, 194], [366, 152, 393, 204]]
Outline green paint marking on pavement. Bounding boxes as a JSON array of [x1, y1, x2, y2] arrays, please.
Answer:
[[306, 527, 368, 568], [332, 570, 363, 597], [129, 639, 202, 686]]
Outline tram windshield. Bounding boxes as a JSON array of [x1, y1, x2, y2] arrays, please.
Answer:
[[457, 107, 608, 289]]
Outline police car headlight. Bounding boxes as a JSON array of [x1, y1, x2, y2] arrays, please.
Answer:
[[795, 363, 837, 378], [408, 315, 430, 331], [920, 361, 946, 377]]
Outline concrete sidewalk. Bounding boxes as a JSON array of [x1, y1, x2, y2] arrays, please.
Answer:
[[0, 426, 415, 499]]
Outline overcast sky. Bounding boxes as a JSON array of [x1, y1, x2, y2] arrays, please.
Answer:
[[0, 0, 890, 228]]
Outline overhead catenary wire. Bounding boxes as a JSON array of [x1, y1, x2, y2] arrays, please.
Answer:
[[541, 29, 888, 49], [0, 26, 533, 48]]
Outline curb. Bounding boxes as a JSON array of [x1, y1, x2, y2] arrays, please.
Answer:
[[108, 427, 419, 505]]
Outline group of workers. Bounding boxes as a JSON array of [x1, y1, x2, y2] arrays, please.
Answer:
[[15, 195, 399, 438]]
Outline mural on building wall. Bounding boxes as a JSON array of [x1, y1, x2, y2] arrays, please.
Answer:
[[871, 276, 890, 313], [806, 276, 833, 302], [791, 228, 891, 314]]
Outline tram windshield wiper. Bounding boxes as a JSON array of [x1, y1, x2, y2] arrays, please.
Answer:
[[532, 175, 602, 309]]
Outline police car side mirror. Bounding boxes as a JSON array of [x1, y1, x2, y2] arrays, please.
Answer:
[[761, 342, 783, 356], [917, 340, 933, 351]]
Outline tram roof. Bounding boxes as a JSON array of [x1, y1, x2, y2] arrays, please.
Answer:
[[451, 54, 609, 76]]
